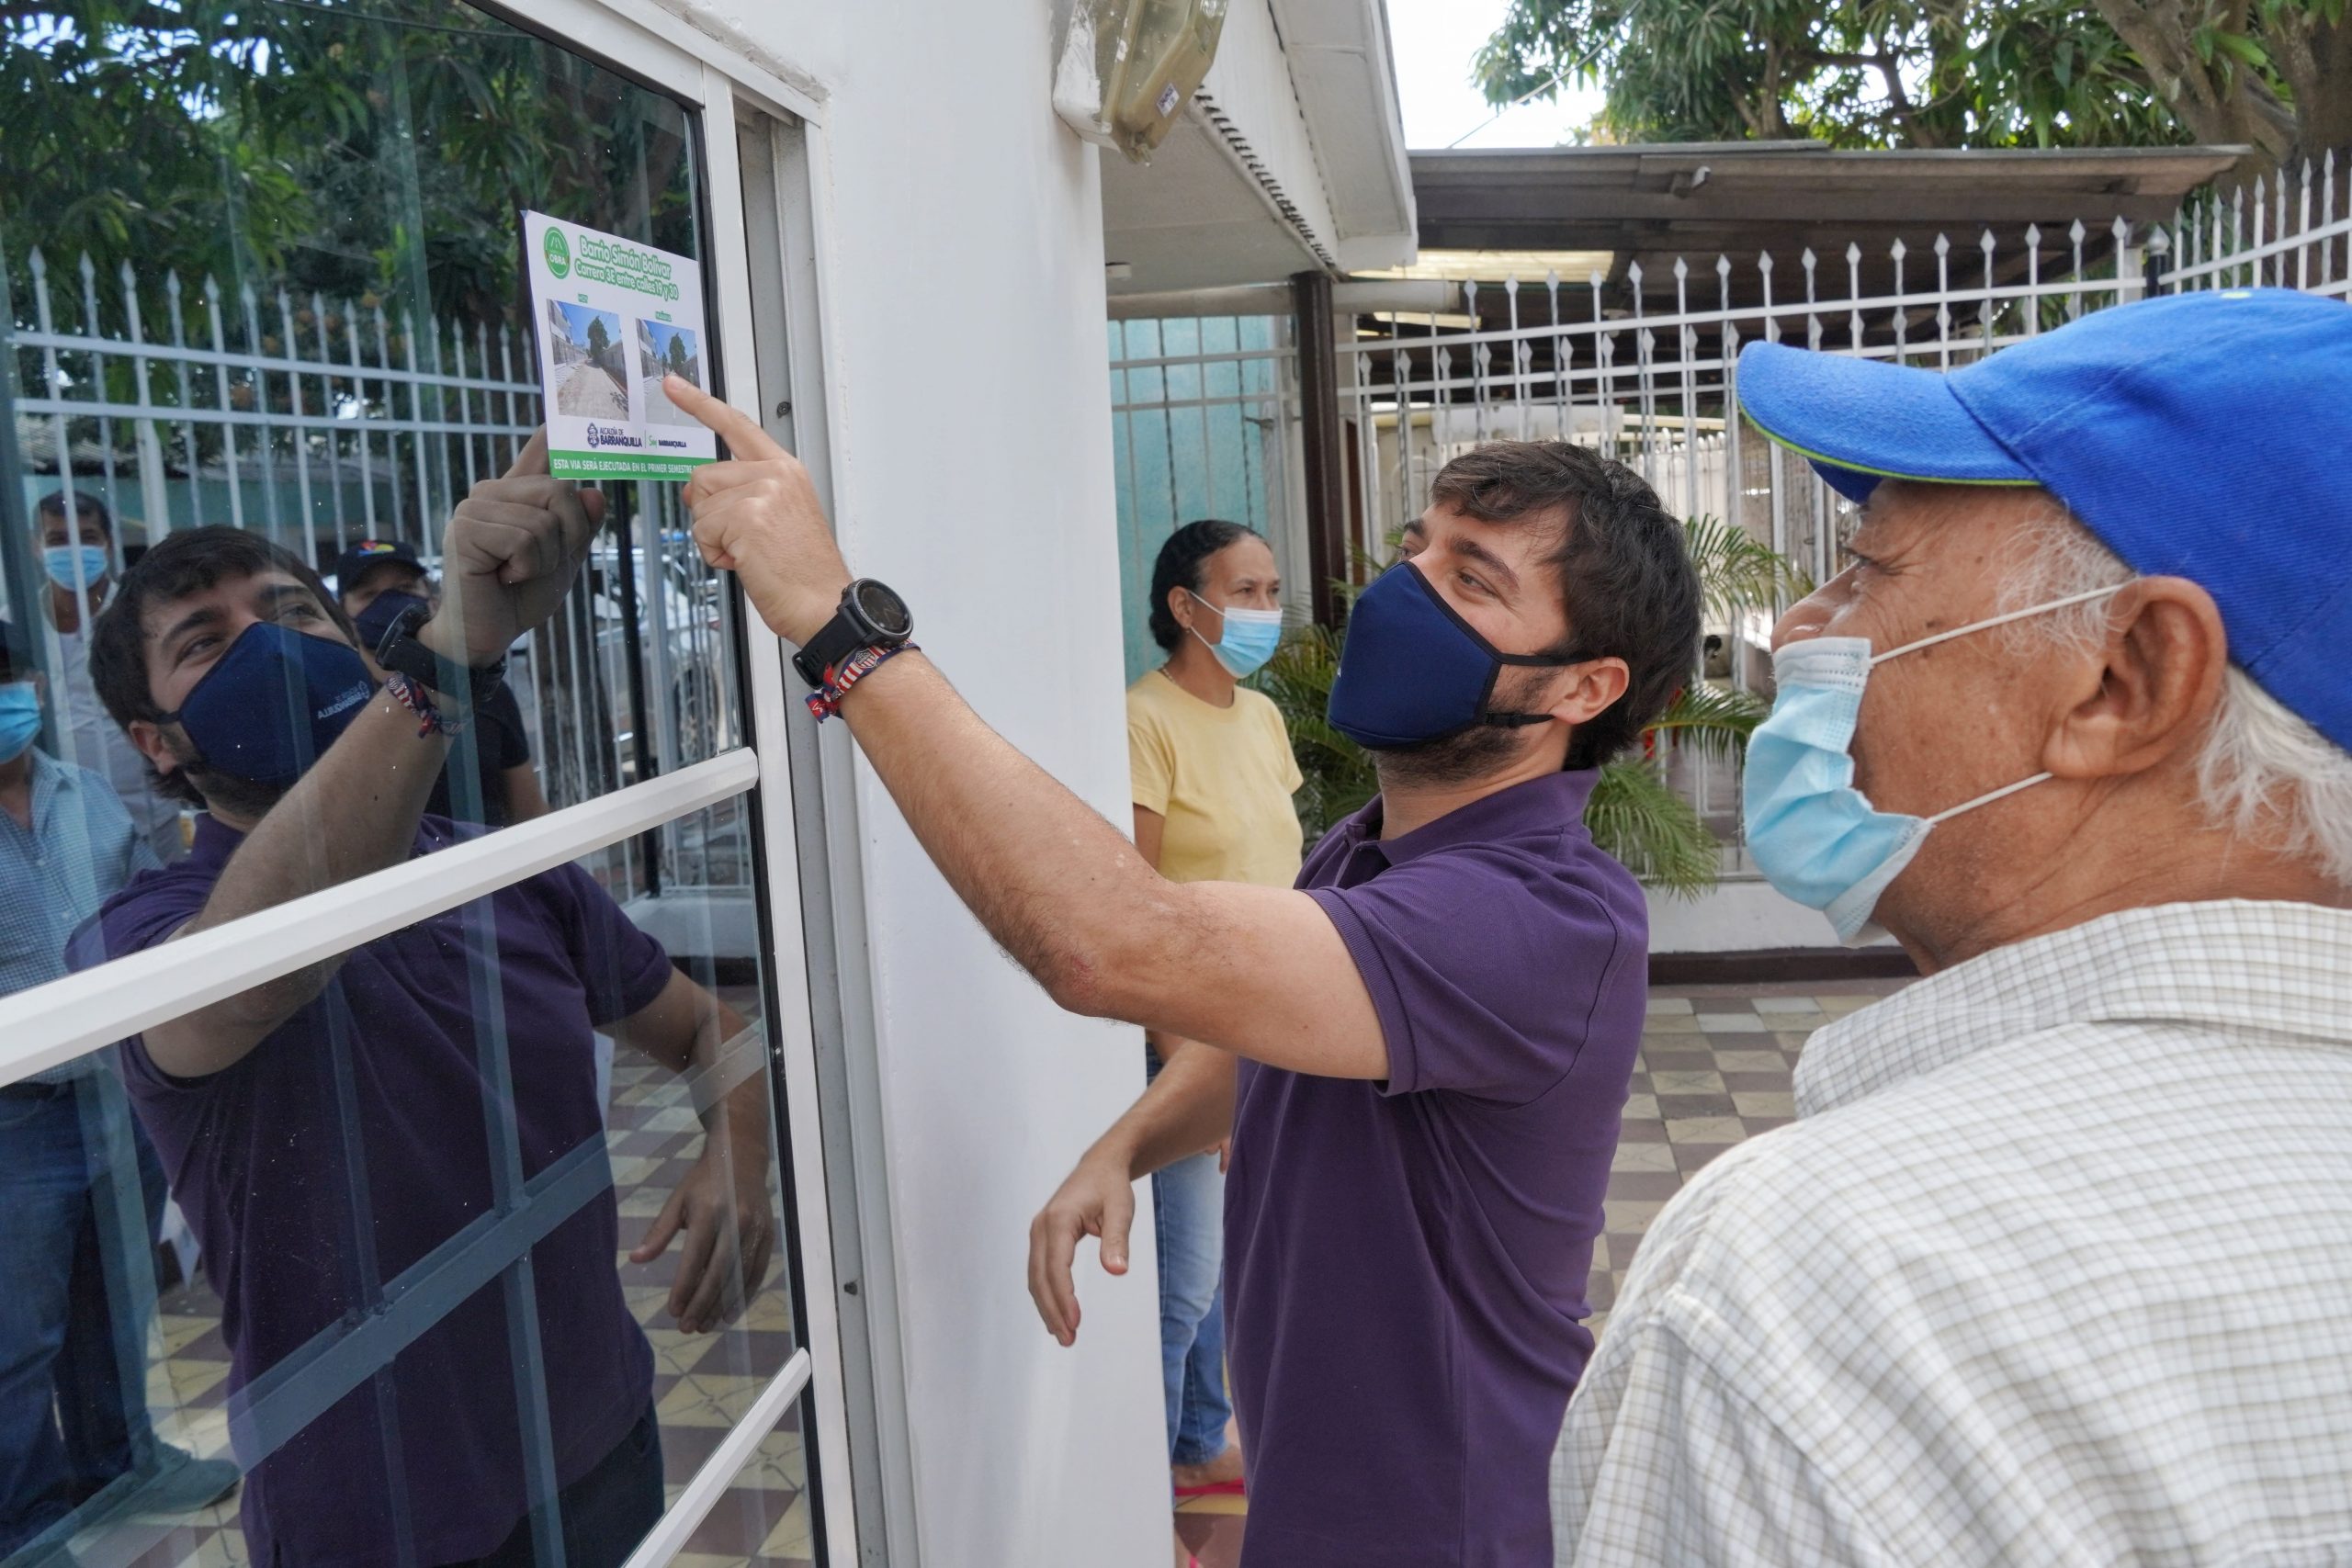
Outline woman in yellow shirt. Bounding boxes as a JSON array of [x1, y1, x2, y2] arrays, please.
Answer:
[[1125, 519, 1302, 1496]]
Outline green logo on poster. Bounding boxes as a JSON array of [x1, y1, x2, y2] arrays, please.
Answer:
[[543, 228, 571, 279]]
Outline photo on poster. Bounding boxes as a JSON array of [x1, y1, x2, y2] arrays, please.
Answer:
[[521, 209, 716, 480], [548, 301, 631, 419], [637, 320, 703, 426]]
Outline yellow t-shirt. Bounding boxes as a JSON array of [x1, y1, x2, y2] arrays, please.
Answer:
[[1127, 670, 1305, 888]]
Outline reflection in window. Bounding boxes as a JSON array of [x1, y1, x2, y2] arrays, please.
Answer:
[[2, 5, 802, 1566], [4, 0, 741, 828]]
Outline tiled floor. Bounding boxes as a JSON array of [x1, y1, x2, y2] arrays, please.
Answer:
[[60, 1036, 809, 1568], [1172, 978, 1911, 1567]]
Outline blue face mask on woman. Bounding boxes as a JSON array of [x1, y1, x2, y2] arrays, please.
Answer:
[[44, 545, 110, 592], [159, 621, 377, 788], [1741, 583, 2123, 944], [1325, 561, 1582, 749], [0, 682, 41, 763], [1186, 589, 1283, 679]]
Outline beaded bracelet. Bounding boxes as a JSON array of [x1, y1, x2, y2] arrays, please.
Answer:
[[386, 672, 467, 738], [806, 642, 920, 721]]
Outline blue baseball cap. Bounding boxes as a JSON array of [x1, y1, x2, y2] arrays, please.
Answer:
[[1737, 288, 2352, 751]]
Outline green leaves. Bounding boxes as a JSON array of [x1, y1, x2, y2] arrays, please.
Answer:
[[1585, 759, 1722, 895], [1476, 0, 2286, 152], [1683, 513, 1811, 624]]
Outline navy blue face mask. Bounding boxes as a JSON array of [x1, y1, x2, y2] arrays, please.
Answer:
[[1326, 561, 1584, 749], [160, 621, 377, 787]]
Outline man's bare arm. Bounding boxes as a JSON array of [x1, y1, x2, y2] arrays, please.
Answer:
[[611, 970, 776, 1332], [849, 655, 1384, 1077], [1028, 1040, 1238, 1344], [673, 378, 1384, 1077], [145, 434, 603, 1078], [144, 693, 452, 1077]]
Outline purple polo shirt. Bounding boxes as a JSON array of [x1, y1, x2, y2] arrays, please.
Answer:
[[71, 814, 671, 1568], [1225, 768, 1647, 1567]]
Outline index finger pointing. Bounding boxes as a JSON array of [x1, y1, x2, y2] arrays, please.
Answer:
[[663, 376, 789, 462], [503, 427, 549, 479]]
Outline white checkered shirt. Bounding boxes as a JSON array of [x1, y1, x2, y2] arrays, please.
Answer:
[[1551, 899, 2352, 1566]]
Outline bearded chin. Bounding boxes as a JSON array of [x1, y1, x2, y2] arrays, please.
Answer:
[[185, 764, 292, 821], [1369, 666, 1558, 791], [160, 730, 292, 822]]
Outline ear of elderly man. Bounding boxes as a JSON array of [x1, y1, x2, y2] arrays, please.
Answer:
[[1553, 288, 2352, 1565]]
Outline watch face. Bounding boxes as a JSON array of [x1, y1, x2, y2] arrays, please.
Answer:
[[851, 580, 911, 638]]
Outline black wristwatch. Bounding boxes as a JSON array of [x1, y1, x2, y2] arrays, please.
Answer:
[[794, 579, 913, 689], [375, 601, 506, 705]]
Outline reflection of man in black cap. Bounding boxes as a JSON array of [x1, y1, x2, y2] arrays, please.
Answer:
[[333, 539, 548, 826]]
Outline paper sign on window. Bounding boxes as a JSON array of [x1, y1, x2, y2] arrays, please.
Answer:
[[522, 210, 716, 480]]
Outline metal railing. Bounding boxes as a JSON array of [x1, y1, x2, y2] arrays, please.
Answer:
[[4, 244, 745, 893], [1332, 152, 2352, 859]]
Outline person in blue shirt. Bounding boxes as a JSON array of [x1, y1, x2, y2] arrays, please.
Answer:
[[0, 637, 239, 1561]]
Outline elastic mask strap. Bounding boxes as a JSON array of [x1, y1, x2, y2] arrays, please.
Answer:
[[1924, 770, 2051, 826], [1484, 643, 1593, 728], [1869, 583, 2124, 667]]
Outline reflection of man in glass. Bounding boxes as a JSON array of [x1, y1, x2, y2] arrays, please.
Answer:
[[333, 537, 551, 827], [33, 491, 185, 863], [66, 437, 775, 1568], [0, 638, 239, 1560]]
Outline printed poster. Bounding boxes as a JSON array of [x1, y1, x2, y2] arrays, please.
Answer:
[[521, 209, 716, 480]]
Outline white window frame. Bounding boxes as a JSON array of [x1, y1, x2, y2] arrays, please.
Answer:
[[0, 4, 857, 1562]]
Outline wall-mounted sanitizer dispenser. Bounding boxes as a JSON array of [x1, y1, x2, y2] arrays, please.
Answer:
[[1052, 0, 1232, 163]]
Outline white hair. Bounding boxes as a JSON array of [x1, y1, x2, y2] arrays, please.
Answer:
[[1999, 504, 2352, 886]]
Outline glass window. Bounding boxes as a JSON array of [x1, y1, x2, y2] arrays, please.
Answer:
[[1, 5, 811, 1566], [4, 0, 741, 848]]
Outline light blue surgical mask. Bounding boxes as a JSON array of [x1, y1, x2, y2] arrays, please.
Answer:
[[1742, 584, 2122, 945], [0, 682, 40, 763], [43, 544, 110, 593], [1188, 590, 1284, 679]]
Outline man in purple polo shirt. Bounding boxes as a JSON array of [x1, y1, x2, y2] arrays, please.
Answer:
[[65, 435, 777, 1568], [664, 377, 1700, 1566]]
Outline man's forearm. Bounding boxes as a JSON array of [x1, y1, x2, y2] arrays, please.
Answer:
[[149, 690, 448, 1073], [189, 690, 447, 937], [837, 653, 1172, 1013], [1089, 1039, 1237, 1181]]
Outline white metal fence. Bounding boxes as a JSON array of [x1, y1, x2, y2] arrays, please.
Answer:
[[1336, 152, 2352, 857], [3, 244, 746, 891]]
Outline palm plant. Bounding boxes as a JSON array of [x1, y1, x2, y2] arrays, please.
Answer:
[[1254, 515, 1807, 897]]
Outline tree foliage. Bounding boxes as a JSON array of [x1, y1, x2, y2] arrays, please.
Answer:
[[1476, 1, 2352, 177], [2, 1, 696, 335]]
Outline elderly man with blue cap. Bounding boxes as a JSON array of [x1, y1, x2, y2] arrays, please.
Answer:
[[1550, 288, 2352, 1564]]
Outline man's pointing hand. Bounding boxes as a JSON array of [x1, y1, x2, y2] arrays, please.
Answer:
[[668, 374, 848, 646]]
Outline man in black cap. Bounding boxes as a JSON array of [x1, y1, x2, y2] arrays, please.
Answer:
[[333, 539, 548, 826]]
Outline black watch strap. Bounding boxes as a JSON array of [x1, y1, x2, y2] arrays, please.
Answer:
[[376, 602, 505, 705], [794, 581, 910, 688], [793, 608, 871, 689]]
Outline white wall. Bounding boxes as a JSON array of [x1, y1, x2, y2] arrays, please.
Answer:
[[663, 3, 1169, 1562]]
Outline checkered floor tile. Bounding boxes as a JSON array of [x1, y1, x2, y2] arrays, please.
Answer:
[[66, 997, 808, 1568], [1172, 979, 1907, 1566]]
